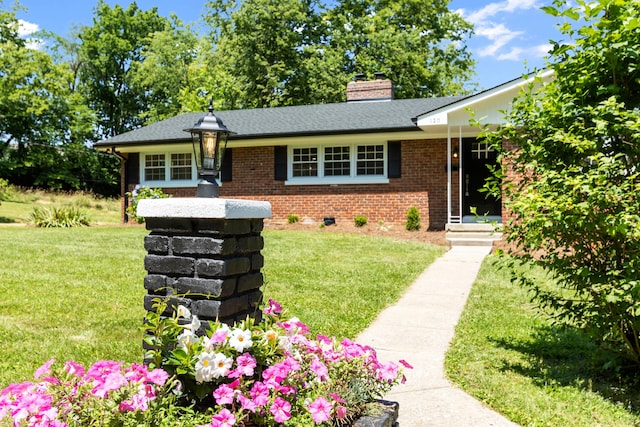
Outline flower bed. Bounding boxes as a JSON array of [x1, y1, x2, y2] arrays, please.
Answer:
[[1, 299, 408, 426]]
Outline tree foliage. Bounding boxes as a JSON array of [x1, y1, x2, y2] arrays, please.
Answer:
[[325, 0, 475, 99], [2, 0, 477, 195], [204, 0, 475, 108], [486, 0, 640, 365], [77, 0, 169, 139]]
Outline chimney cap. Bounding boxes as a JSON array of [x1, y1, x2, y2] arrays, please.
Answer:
[[374, 71, 387, 80], [354, 73, 365, 81]]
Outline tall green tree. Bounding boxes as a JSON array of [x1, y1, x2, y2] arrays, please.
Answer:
[[325, 0, 475, 98], [486, 0, 640, 365], [78, 1, 169, 138], [204, 0, 475, 108], [205, 0, 327, 108], [132, 16, 203, 123]]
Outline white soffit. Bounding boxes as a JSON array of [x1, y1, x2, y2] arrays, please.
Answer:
[[416, 70, 554, 130]]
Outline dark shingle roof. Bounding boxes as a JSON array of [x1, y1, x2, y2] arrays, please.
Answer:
[[95, 97, 463, 147]]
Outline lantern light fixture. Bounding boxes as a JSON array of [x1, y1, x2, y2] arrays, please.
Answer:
[[183, 101, 235, 198]]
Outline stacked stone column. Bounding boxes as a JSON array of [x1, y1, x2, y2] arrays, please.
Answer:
[[137, 198, 272, 327]]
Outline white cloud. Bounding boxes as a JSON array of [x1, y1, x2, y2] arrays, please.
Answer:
[[475, 23, 523, 57], [17, 19, 45, 50], [456, 0, 547, 62], [496, 43, 551, 62], [18, 19, 39, 37], [466, 0, 540, 25]]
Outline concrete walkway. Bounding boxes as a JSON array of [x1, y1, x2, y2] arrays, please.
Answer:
[[356, 246, 519, 426]]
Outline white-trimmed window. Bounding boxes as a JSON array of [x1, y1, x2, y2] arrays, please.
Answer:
[[144, 154, 166, 181], [287, 143, 389, 185], [141, 153, 195, 186]]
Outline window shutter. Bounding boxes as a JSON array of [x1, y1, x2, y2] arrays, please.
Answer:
[[274, 146, 287, 181], [221, 148, 232, 182], [388, 141, 401, 178], [126, 153, 140, 185]]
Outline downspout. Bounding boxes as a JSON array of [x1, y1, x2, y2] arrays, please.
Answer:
[[458, 126, 463, 223], [447, 126, 452, 225]]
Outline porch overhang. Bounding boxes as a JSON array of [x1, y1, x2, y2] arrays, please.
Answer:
[[413, 70, 555, 225]]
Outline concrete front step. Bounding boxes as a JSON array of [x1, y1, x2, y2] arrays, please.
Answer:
[[445, 223, 502, 247]]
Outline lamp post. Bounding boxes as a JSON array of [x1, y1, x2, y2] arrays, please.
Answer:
[[184, 102, 235, 198]]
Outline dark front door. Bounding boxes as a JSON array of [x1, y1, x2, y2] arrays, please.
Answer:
[[461, 138, 501, 220]]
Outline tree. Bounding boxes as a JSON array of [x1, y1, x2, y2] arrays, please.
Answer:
[[325, 0, 476, 98], [204, 0, 328, 108], [132, 16, 203, 123], [203, 0, 475, 108], [78, 1, 169, 139], [485, 0, 640, 365]]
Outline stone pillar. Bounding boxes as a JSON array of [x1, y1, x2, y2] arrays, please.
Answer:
[[137, 198, 272, 327]]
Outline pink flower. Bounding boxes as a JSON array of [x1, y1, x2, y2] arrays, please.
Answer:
[[85, 360, 122, 381], [263, 298, 282, 315], [213, 383, 235, 405], [91, 372, 128, 398], [119, 392, 150, 412], [278, 317, 309, 335], [210, 327, 229, 345], [236, 394, 257, 412], [329, 393, 345, 404], [336, 405, 347, 419], [310, 357, 328, 381], [34, 359, 55, 379], [63, 361, 85, 377], [262, 365, 285, 388], [270, 397, 291, 423], [378, 361, 399, 382], [11, 391, 53, 423], [211, 408, 236, 427], [399, 359, 413, 369], [228, 353, 256, 378], [249, 381, 269, 407], [308, 396, 332, 423], [146, 368, 169, 386]]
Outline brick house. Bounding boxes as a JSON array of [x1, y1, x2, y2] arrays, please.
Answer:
[[95, 71, 553, 229]]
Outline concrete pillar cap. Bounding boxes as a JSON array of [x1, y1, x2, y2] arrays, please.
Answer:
[[137, 198, 272, 219]]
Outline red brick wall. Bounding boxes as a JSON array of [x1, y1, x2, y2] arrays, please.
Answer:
[[126, 139, 456, 229]]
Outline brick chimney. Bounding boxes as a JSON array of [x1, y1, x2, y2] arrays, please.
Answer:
[[346, 72, 394, 102]]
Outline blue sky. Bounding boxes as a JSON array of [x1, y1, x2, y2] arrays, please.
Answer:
[[14, 0, 563, 90]]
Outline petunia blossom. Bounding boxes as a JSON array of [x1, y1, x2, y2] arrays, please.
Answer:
[[270, 397, 291, 423], [213, 383, 235, 405], [210, 408, 236, 427], [308, 396, 332, 423]]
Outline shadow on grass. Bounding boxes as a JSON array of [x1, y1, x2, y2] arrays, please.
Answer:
[[0, 216, 15, 223], [492, 325, 640, 413]]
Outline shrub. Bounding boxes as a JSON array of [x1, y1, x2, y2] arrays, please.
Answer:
[[405, 206, 420, 231], [483, 1, 640, 365], [125, 186, 170, 223], [287, 214, 299, 224], [354, 215, 367, 227], [29, 206, 90, 228], [0, 178, 14, 202]]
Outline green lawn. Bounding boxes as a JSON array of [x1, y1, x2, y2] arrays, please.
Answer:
[[446, 254, 640, 426], [0, 225, 445, 388]]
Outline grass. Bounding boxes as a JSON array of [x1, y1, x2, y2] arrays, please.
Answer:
[[0, 225, 445, 389], [446, 254, 640, 426], [0, 188, 121, 225]]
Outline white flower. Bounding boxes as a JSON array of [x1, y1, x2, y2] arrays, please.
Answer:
[[176, 305, 191, 320], [184, 315, 201, 332], [211, 352, 233, 379], [229, 328, 253, 352], [195, 351, 216, 383], [177, 330, 198, 350]]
